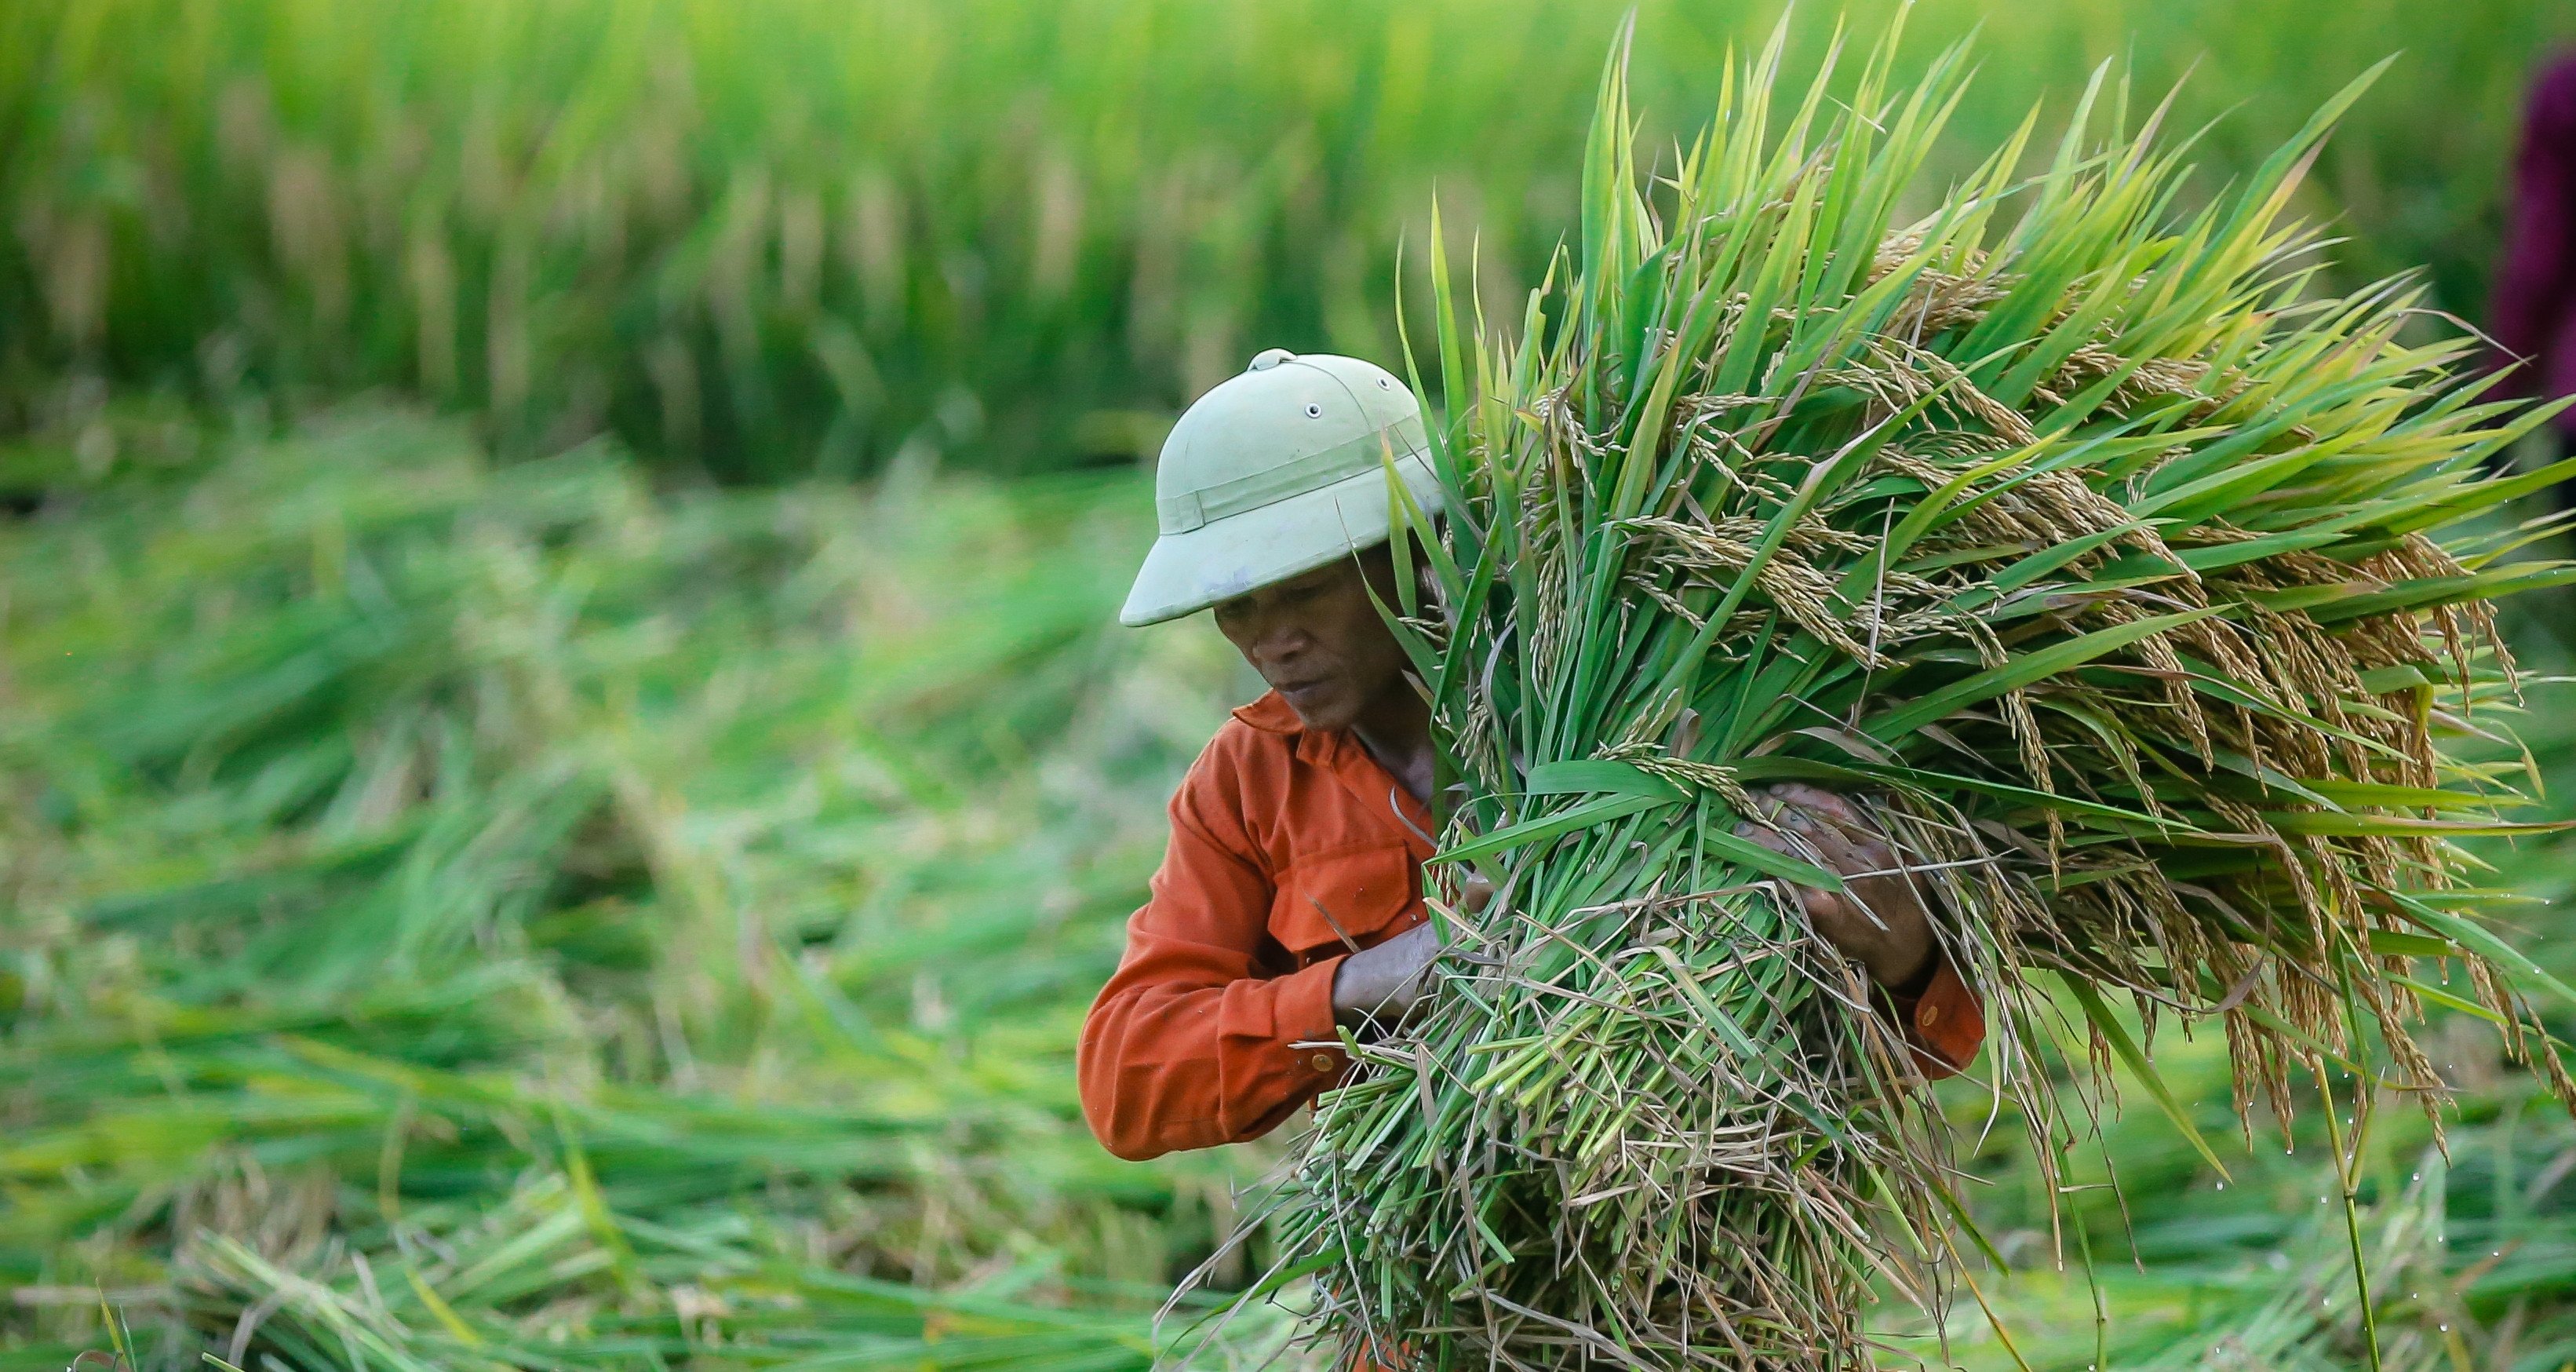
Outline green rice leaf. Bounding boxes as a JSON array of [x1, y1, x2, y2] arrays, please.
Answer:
[[2392, 893, 2576, 1009], [2060, 974, 2233, 1181], [1523, 759, 1688, 800], [1863, 608, 2221, 743], [1434, 792, 1675, 865]]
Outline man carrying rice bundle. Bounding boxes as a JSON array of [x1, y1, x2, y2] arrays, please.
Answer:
[[1088, 20, 2576, 1369], [1077, 348, 1984, 1372], [1077, 349, 1982, 1167]]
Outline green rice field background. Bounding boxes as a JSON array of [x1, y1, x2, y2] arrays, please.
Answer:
[[3, 2, 2574, 1369], [9, 0, 2574, 479]]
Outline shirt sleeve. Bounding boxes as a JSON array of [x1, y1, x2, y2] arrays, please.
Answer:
[[1077, 757, 1348, 1162], [1885, 950, 1984, 1080]]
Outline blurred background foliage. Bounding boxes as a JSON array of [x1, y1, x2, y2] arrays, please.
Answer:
[[4, 0, 2574, 480], [4, 1, 2576, 1369], [1, 408, 1292, 1368]]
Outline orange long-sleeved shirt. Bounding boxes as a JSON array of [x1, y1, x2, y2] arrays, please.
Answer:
[[1077, 691, 1984, 1162]]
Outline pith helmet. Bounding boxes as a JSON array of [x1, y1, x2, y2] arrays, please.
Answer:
[[1120, 348, 1441, 627]]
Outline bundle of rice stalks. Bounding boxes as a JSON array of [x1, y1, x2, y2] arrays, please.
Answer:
[[1258, 20, 2576, 1369]]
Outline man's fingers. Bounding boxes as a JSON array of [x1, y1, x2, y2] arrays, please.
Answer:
[[1741, 786, 1940, 990], [1778, 806, 1882, 875], [1737, 816, 1855, 932], [1769, 783, 1859, 823], [1731, 819, 1813, 861], [1774, 792, 1875, 847], [1741, 812, 1862, 892], [1781, 799, 1906, 882], [1764, 797, 1916, 937]]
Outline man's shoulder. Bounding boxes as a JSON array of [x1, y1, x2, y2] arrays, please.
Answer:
[[1191, 691, 1302, 779], [1185, 691, 1308, 799], [1167, 693, 1307, 856]]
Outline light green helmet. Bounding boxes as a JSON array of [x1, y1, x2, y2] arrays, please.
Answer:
[[1120, 348, 1441, 627]]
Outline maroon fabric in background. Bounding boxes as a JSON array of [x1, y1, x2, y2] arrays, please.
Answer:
[[2494, 54, 2576, 435]]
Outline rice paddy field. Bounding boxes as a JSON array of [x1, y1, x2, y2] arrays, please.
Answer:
[[8, 0, 2576, 480], [2, 1, 2574, 1369]]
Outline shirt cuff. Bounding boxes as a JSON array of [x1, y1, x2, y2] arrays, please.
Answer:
[[1886, 951, 1983, 1080], [1273, 953, 1350, 1078]]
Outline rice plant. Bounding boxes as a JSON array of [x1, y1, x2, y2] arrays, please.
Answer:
[[1894, 1049, 2576, 1370], [2, 0, 2567, 479], [0, 407, 1292, 1369], [5, 407, 2571, 1370], [1255, 20, 2576, 1367], [12, 0, 2576, 1348]]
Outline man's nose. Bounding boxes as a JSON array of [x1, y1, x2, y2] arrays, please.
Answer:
[[1251, 618, 1312, 664]]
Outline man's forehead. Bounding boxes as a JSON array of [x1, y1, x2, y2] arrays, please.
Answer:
[[1283, 561, 1353, 588], [1244, 561, 1352, 601], [1216, 549, 1391, 617]]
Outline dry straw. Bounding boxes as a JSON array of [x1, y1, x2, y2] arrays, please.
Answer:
[[1214, 16, 2576, 1370]]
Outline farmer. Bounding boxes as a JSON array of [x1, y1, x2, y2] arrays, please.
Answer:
[[1077, 348, 1980, 1164]]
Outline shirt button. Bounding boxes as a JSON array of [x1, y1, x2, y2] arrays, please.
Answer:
[[1310, 1053, 1337, 1073], [1919, 1002, 1941, 1028]]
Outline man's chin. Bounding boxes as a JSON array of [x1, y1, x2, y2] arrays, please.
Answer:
[[1276, 688, 1353, 732]]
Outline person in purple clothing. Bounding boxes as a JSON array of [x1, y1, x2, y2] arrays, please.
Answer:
[[2494, 53, 2576, 468]]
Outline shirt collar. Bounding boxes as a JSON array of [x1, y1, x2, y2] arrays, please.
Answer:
[[1229, 690, 1304, 735], [1230, 691, 1340, 773], [1226, 691, 1437, 856]]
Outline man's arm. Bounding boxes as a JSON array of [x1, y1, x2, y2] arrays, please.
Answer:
[[1077, 769, 1354, 1162], [1318, 784, 1986, 1078], [1737, 783, 1985, 1079]]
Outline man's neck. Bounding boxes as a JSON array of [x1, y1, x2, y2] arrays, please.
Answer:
[[1347, 682, 1435, 808]]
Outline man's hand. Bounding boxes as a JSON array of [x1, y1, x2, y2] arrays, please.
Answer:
[[1329, 876, 1492, 1031], [1331, 920, 1439, 1030], [1733, 783, 1936, 991]]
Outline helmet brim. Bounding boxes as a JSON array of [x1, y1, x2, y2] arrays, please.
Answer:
[[1118, 450, 1444, 627]]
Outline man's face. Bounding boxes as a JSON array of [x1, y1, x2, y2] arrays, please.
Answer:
[[1211, 547, 1410, 733]]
